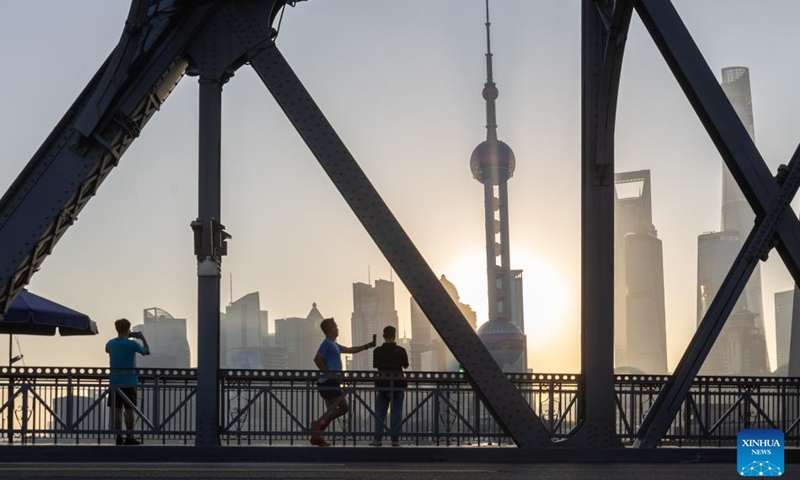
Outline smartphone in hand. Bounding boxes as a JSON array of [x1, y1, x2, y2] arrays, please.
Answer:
[[371, 334, 377, 348]]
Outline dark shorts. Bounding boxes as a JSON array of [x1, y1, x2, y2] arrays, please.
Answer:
[[107, 387, 137, 409], [317, 379, 343, 400]]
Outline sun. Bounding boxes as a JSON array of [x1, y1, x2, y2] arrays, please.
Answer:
[[442, 249, 570, 338], [513, 250, 571, 342], [441, 248, 577, 372]]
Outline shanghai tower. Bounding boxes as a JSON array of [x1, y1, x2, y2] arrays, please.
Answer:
[[471, 0, 527, 372], [697, 67, 769, 375], [720, 67, 764, 331]]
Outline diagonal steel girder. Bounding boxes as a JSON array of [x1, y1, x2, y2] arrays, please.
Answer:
[[215, 3, 550, 447], [0, 3, 217, 316], [74, 0, 151, 137], [632, 0, 800, 447]]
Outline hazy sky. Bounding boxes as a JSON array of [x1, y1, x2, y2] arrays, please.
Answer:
[[1, 1, 799, 372]]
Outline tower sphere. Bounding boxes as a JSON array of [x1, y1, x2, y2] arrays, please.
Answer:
[[470, 139, 516, 185], [477, 320, 525, 368], [482, 84, 499, 101]]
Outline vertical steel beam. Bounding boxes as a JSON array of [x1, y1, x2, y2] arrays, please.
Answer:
[[194, 76, 223, 447], [187, 4, 255, 447], [569, 0, 633, 449], [245, 43, 550, 447], [579, 0, 617, 448]]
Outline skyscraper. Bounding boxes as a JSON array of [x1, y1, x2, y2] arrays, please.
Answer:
[[274, 302, 324, 370], [697, 230, 769, 376], [471, 0, 527, 372], [614, 170, 668, 374], [222, 292, 268, 369], [720, 67, 764, 333], [410, 274, 478, 371], [774, 289, 800, 376], [508, 269, 527, 372], [695, 67, 768, 376], [350, 279, 398, 371], [133, 307, 191, 368]]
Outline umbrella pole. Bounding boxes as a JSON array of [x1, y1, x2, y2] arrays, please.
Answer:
[[7, 334, 10, 366]]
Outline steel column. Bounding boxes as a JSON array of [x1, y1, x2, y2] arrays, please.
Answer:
[[571, 0, 634, 449], [579, 0, 617, 448], [194, 76, 223, 447]]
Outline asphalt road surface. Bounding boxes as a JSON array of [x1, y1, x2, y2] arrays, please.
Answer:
[[0, 463, 754, 479]]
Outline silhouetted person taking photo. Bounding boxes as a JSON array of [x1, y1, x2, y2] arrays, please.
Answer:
[[106, 318, 149, 445], [370, 325, 408, 447]]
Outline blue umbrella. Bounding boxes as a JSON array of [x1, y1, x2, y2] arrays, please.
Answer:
[[0, 290, 99, 336]]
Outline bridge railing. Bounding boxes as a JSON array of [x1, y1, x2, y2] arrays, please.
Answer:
[[616, 374, 800, 446], [220, 370, 580, 446], [0, 367, 579, 445], [1, 367, 798, 446]]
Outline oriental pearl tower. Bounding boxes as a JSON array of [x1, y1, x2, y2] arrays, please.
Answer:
[[472, 0, 527, 372]]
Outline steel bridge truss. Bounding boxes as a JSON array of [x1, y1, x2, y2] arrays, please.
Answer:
[[0, 0, 798, 449]]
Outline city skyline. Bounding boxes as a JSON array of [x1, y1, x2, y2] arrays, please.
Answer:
[[2, 1, 800, 373]]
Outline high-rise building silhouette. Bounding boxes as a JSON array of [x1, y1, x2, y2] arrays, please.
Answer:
[[720, 67, 765, 331], [222, 292, 268, 369], [410, 274, 478, 371], [274, 302, 324, 370], [508, 269, 526, 372], [696, 67, 768, 376], [698, 230, 769, 375], [613, 170, 668, 374], [261, 332, 288, 370], [471, 0, 527, 372], [350, 279, 398, 371], [132, 307, 191, 368], [774, 289, 800, 376]]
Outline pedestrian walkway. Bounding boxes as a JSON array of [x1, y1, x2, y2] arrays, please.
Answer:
[[0, 462, 752, 480]]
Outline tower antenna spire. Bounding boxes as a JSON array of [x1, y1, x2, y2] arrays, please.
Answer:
[[471, 0, 526, 372], [483, 0, 499, 141]]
